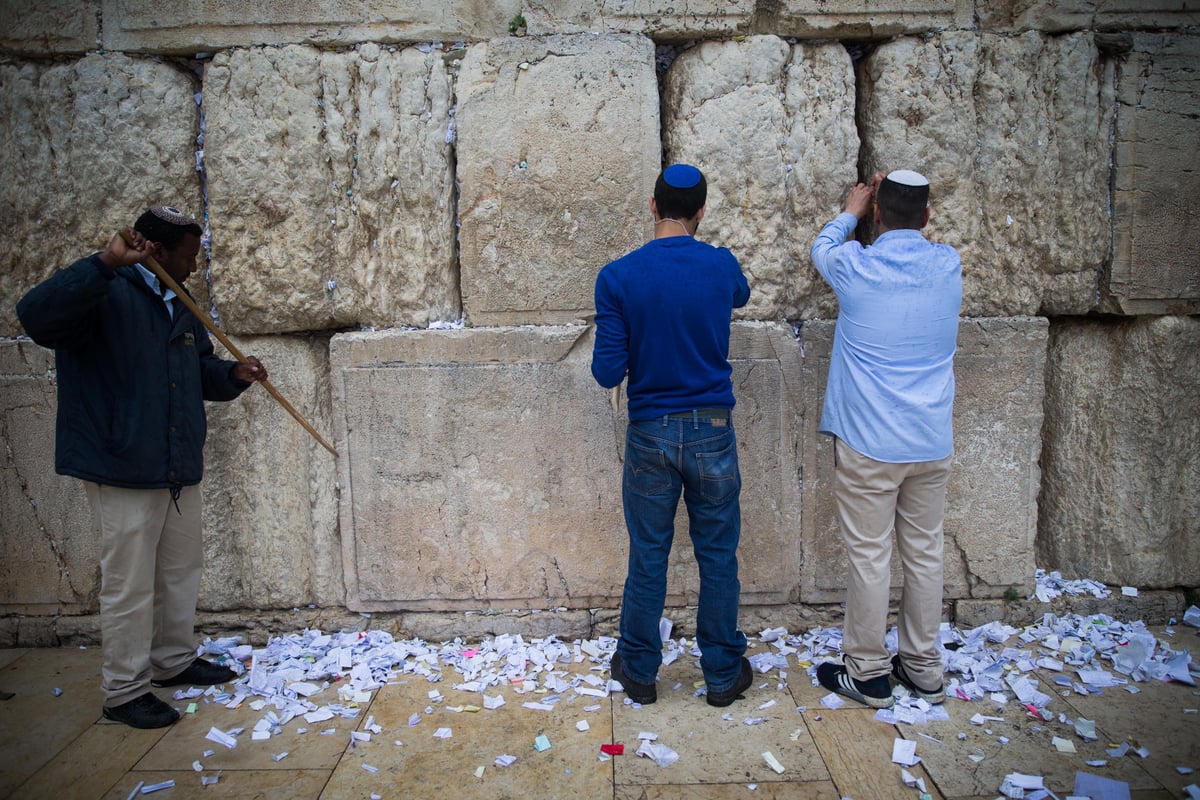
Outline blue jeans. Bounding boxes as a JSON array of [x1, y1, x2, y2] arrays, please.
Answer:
[[617, 412, 747, 692]]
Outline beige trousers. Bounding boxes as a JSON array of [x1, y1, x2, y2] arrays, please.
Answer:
[[833, 438, 954, 687], [85, 482, 203, 707]]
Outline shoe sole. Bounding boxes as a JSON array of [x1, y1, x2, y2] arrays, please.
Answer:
[[891, 658, 946, 704], [819, 666, 893, 709]]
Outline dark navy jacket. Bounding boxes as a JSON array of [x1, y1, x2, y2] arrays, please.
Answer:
[[16, 254, 248, 489]]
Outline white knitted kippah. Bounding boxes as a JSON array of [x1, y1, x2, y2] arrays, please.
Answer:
[[149, 205, 195, 225]]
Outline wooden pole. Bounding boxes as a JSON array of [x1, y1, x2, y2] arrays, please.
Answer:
[[119, 229, 338, 457]]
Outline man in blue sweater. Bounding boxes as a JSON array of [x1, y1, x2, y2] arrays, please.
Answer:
[[810, 170, 962, 709], [591, 164, 753, 707], [17, 206, 268, 728]]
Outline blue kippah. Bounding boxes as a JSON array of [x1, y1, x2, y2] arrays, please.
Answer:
[[663, 164, 702, 189]]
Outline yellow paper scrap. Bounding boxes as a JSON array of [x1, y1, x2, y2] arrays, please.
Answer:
[[1052, 736, 1077, 753], [474, 766, 485, 778]]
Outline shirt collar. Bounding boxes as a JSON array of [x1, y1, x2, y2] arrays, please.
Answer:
[[134, 263, 177, 302]]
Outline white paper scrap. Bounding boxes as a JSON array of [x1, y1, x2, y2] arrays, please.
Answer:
[[576, 720, 590, 732], [638, 731, 658, 741], [433, 727, 452, 739], [140, 781, 175, 793], [636, 740, 679, 768], [484, 693, 506, 709], [361, 764, 378, 773], [892, 738, 920, 767], [495, 754, 517, 767], [820, 693, 846, 710], [191, 760, 202, 772], [205, 727, 238, 749], [762, 751, 785, 774], [200, 775, 219, 787]]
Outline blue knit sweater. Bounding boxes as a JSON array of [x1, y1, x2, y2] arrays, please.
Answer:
[[591, 235, 749, 421]]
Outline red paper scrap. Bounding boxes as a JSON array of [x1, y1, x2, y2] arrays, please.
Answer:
[[600, 744, 625, 756]]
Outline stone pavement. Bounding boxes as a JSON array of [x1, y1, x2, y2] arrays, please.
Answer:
[[1, 627, 1198, 800]]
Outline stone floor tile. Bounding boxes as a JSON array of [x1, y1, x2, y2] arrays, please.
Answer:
[[615, 782, 842, 799], [133, 685, 358, 772], [99, 769, 331, 799], [1035, 657, 1200, 798], [319, 675, 615, 798], [0, 646, 106, 796], [613, 657, 828, 787], [805, 706, 944, 800], [0, 647, 28, 670], [15, 722, 168, 800], [896, 690, 1159, 798]]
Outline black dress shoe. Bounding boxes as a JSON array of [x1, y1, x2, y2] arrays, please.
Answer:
[[102, 691, 180, 729], [610, 651, 657, 704], [706, 656, 754, 707], [151, 657, 237, 688]]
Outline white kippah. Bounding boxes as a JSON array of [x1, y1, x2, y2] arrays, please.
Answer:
[[885, 169, 929, 187]]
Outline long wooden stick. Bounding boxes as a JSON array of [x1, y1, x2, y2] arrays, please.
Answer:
[[119, 229, 338, 456]]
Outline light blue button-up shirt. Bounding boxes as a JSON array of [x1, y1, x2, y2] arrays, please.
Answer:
[[135, 263, 177, 319], [810, 212, 962, 463]]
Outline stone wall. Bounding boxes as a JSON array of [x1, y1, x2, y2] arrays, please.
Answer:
[[1, 0, 1198, 640]]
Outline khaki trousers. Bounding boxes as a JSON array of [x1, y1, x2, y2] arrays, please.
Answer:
[[833, 438, 953, 688], [85, 482, 203, 707]]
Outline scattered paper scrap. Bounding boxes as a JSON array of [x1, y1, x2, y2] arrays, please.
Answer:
[[600, 744, 625, 756], [494, 754, 517, 767], [762, 751, 785, 774], [205, 727, 237, 749], [892, 738, 920, 767], [534, 734, 552, 752]]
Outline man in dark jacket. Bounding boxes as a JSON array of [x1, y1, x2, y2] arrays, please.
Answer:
[[16, 205, 268, 729]]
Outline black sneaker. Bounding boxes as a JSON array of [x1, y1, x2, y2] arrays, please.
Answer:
[[816, 662, 894, 709], [610, 651, 657, 705], [890, 655, 945, 704], [705, 656, 753, 707], [151, 657, 237, 688], [102, 691, 180, 729]]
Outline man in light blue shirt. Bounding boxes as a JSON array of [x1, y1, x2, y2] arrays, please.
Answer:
[[809, 170, 962, 709]]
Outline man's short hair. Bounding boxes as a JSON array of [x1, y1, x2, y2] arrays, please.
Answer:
[[876, 170, 929, 229], [134, 206, 202, 250], [654, 164, 707, 220]]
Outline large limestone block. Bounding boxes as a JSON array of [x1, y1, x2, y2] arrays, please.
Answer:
[[765, 0, 972, 37], [662, 36, 858, 321], [203, 43, 458, 335], [456, 34, 660, 325], [99, 0, 521, 53], [1108, 33, 1200, 315], [1039, 316, 1200, 588], [800, 317, 1047, 603], [0, 0, 98, 55], [330, 322, 804, 611], [977, 0, 1200, 32], [859, 32, 1114, 317], [0, 53, 202, 337], [0, 341, 97, 612], [200, 334, 342, 610], [521, 1, 752, 38]]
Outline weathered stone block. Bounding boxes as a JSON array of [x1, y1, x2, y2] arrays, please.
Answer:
[[0, 0, 98, 55], [0, 54, 202, 337], [522, 1, 752, 38], [764, 0, 972, 37], [1039, 316, 1200, 588], [456, 34, 660, 325], [331, 322, 804, 612], [859, 32, 1114, 317], [662, 36, 858, 321], [0, 335, 341, 615], [201, 334, 343, 610], [0, 341, 97, 613], [1107, 33, 1200, 315], [203, 43, 458, 335], [800, 317, 1047, 604], [976, 0, 1200, 33], [99, 0, 522, 53]]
